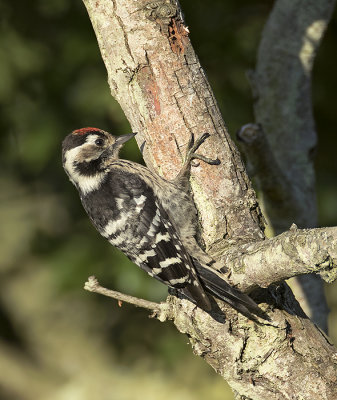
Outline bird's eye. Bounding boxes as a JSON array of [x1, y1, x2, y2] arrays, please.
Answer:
[[95, 138, 104, 146]]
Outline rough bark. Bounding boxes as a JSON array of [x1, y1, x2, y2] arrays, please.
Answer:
[[243, 0, 336, 332], [82, 0, 337, 398], [220, 226, 337, 290], [82, 0, 265, 249]]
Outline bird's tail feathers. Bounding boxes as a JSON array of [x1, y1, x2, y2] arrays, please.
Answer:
[[193, 259, 269, 320], [181, 283, 212, 311]]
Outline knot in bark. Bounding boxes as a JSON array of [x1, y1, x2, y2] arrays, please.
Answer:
[[145, 1, 177, 21]]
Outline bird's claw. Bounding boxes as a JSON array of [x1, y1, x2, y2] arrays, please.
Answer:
[[185, 132, 220, 166]]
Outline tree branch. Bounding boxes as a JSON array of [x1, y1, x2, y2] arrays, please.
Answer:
[[84, 276, 161, 311], [84, 276, 172, 321], [221, 226, 337, 291]]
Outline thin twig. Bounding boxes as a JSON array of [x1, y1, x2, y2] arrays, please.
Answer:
[[84, 275, 163, 312]]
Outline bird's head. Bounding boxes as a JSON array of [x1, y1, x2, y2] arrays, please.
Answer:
[[62, 127, 136, 194]]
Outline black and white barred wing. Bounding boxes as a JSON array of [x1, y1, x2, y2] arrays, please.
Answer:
[[98, 169, 211, 310]]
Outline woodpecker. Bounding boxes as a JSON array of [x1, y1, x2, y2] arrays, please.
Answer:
[[62, 127, 264, 319]]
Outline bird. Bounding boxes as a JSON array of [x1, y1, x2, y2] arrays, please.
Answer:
[[62, 127, 265, 319]]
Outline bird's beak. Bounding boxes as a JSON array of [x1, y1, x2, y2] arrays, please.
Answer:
[[115, 132, 137, 146], [101, 132, 137, 160]]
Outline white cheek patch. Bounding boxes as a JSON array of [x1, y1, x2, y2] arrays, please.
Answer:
[[64, 145, 106, 195]]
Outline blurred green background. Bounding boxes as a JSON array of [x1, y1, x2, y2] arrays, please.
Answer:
[[0, 1, 336, 399]]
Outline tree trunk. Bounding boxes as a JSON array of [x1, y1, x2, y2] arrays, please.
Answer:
[[82, 0, 337, 398]]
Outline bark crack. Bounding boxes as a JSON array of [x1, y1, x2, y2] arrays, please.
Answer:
[[111, 0, 136, 64]]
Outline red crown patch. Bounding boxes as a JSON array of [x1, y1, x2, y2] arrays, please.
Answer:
[[72, 127, 101, 135]]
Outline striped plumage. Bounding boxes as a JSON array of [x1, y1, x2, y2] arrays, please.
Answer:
[[62, 127, 265, 319]]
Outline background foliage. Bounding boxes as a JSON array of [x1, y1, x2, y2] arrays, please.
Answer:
[[0, 1, 336, 399]]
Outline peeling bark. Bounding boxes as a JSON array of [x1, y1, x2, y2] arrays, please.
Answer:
[[81, 0, 337, 398]]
